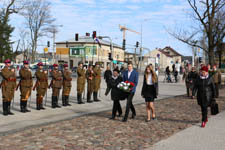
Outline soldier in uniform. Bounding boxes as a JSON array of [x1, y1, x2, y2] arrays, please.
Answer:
[[77, 61, 85, 104], [50, 64, 62, 108], [93, 62, 101, 102], [62, 63, 72, 106], [182, 64, 191, 97], [33, 62, 48, 110], [1, 59, 16, 115], [19, 60, 33, 113], [86, 64, 95, 103], [212, 64, 222, 98]]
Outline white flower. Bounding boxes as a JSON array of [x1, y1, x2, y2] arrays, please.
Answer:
[[127, 83, 130, 86], [124, 86, 128, 90]]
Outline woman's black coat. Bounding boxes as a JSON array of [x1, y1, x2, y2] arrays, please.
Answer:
[[141, 75, 158, 99], [105, 76, 125, 101], [192, 75, 216, 107]]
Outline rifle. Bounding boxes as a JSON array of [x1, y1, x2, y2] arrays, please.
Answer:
[[16, 80, 21, 91]]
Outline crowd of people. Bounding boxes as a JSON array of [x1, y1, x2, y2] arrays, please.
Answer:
[[1, 59, 223, 127]]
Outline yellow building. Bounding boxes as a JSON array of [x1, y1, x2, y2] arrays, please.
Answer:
[[55, 34, 124, 69]]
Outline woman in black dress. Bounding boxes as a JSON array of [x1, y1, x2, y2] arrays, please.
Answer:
[[105, 69, 123, 119], [141, 65, 158, 122]]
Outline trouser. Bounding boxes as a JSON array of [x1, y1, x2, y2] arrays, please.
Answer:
[[201, 105, 208, 122], [112, 100, 122, 117], [215, 83, 220, 98], [124, 93, 136, 120]]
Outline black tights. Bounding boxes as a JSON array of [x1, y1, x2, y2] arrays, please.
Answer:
[[201, 106, 208, 122], [112, 100, 122, 117]]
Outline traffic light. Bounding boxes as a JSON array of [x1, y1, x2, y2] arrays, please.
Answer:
[[75, 33, 79, 41], [122, 39, 126, 50], [108, 53, 112, 61], [47, 41, 50, 47], [136, 41, 139, 48], [66, 41, 68, 47], [92, 31, 96, 39]]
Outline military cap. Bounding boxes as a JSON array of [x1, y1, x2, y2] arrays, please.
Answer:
[[23, 60, 29, 64], [78, 61, 83, 65], [37, 62, 43, 66], [53, 64, 58, 67], [63, 64, 68, 67], [4, 59, 11, 64]]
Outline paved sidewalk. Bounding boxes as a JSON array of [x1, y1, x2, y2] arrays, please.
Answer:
[[149, 110, 225, 150], [0, 75, 186, 135]]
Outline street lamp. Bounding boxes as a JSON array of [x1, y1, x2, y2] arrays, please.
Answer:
[[49, 24, 63, 64], [140, 18, 150, 71]]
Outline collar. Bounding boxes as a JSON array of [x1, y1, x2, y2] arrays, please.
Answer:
[[112, 76, 118, 80], [200, 75, 209, 79], [128, 69, 133, 73]]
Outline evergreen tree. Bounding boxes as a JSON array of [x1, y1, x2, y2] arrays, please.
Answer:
[[0, 9, 14, 62]]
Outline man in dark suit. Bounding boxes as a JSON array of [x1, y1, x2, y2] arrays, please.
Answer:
[[122, 62, 139, 122]]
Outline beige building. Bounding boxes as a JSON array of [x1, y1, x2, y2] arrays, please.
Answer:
[[145, 46, 183, 71], [55, 34, 124, 69]]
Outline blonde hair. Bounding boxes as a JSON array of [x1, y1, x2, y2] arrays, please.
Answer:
[[145, 65, 157, 83]]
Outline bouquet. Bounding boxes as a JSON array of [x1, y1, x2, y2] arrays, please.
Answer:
[[117, 81, 135, 93]]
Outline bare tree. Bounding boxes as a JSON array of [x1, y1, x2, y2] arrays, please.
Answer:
[[168, 0, 225, 65], [21, 0, 55, 63]]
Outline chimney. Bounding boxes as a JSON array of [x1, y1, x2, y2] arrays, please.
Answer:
[[86, 33, 90, 36]]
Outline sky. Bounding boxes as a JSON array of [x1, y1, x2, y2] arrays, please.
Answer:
[[9, 0, 197, 56]]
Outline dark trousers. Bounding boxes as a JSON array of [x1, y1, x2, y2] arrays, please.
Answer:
[[124, 93, 136, 120], [215, 83, 220, 98], [201, 106, 208, 122], [112, 100, 122, 117]]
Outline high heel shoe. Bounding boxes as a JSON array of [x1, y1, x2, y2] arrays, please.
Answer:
[[201, 122, 206, 128]]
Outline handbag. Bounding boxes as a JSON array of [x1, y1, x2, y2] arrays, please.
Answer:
[[211, 102, 219, 115]]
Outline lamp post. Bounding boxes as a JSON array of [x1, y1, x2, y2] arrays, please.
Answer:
[[50, 24, 63, 64], [140, 18, 150, 71]]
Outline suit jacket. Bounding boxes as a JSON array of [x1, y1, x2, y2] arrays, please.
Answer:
[[123, 69, 139, 93]]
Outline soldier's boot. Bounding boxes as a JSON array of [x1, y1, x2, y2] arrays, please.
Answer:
[[36, 98, 41, 110], [87, 92, 93, 103], [20, 101, 26, 113], [7, 101, 14, 115], [66, 96, 71, 106], [3, 102, 8, 116], [77, 94, 84, 104], [24, 101, 31, 112], [55, 96, 61, 108], [62, 95, 66, 106], [93, 92, 101, 102], [52, 96, 56, 108]]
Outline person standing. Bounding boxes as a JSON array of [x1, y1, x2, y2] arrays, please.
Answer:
[[50, 64, 62, 108], [192, 66, 216, 128], [141, 65, 158, 122], [19, 60, 33, 113], [104, 66, 112, 86], [33, 62, 48, 110], [211, 64, 221, 98], [105, 69, 123, 119], [122, 62, 139, 122], [93, 62, 101, 102], [182, 64, 191, 97], [86, 64, 95, 103], [1, 59, 16, 115], [77, 61, 85, 104], [187, 67, 198, 97], [62, 64, 72, 106]]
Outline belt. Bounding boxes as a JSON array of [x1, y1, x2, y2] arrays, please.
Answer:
[[55, 78, 62, 81], [7, 78, 16, 82], [39, 79, 48, 82]]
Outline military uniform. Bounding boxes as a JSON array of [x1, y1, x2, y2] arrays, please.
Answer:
[[19, 61, 33, 113], [34, 62, 48, 110], [1, 60, 16, 115], [62, 64, 72, 106], [93, 64, 101, 102], [212, 69, 222, 98], [86, 66, 95, 103], [77, 64, 86, 104], [50, 64, 62, 108]]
